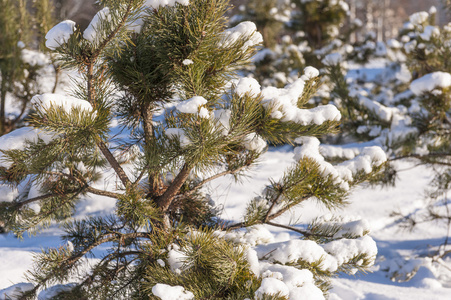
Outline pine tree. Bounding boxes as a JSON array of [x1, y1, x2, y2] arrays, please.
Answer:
[[0, 0, 386, 298], [318, 7, 451, 270], [386, 8, 451, 261], [289, 0, 349, 51], [244, 0, 353, 90], [231, 0, 290, 49], [0, 0, 29, 135]]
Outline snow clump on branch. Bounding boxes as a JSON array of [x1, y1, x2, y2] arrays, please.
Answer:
[[83, 7, 111, 45], [261, 77, 341, 125], [409, 11, 429, 26], [294, 137, 386, 191], [218, 21, 263, 50], [234, 77, 261, 97], [410, 72, 451, 96], [144, 0, 190, 8], [31, 93, 94, 115], [151, 283, 194, 300], [176, 96, 207, 114], [45, 20, 76, 50]]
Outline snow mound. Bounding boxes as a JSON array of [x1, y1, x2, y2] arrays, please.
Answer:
[[255, 277, 290, 299], [242, 133, 267, 152], [301, 66, 320, 81], [294, 137, 387, 191]]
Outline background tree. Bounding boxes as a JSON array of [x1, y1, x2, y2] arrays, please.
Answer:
[[0, 0, 60, 137]]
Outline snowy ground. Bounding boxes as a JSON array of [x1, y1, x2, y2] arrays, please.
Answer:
[[1, 145, 451, 299]]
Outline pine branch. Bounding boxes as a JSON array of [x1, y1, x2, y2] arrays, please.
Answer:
[[25, 231, 150, 299], [264, 184, 284, 223], [183, 165, 249, 197], [157, 164, 192, 214], [266, 221, 315, 238], [85, 186, 123, 199], [390, 153, 451, 165], [97, 141, 131, 188]]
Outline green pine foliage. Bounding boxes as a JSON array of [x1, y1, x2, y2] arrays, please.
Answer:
[[0, 0, 385, 298]]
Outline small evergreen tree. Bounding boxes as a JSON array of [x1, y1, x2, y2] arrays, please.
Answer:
[[231, 0, 290, 49], [0, 0, 386, 298], [387, 9, 451, 261], [317, 8, 451, 277], [289, 0, 349, 51], [245, 0, 353, 90]]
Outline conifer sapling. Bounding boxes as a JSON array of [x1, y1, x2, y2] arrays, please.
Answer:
[[0, 0, 386, 299]]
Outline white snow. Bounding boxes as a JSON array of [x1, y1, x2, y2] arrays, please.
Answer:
[[218, 21, 263, 50], [387, 39, 402, 49], [144, 0, 190, 8], [212, 109, 231, 135], [235, 77, 261, 97], [38, 283, 77, 299], [21, 49, 51, 67], [0, 128, 55, 169], [176, 96, 207, 114], [261, 79, 341, 125], [301, 66, 320, 81], [256, 239, 338, 272], [0, 283, 34, 299], [151, 283, 194, 300], [45, 20, 76, 50], [293, 137, 386, 190], [410, 72, 451, 96], [420, 26, 439, 41], [409, 11, 429, 26], [323, 236, 378, 274], [258, 263, 325, 299], [83, 7, 111, 45], [242, 133, 267, 152], [245, 247, 260, 275], [255, 277, 290, 299], [31, 93, 93, 115], [167, 244, 187, 273]]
